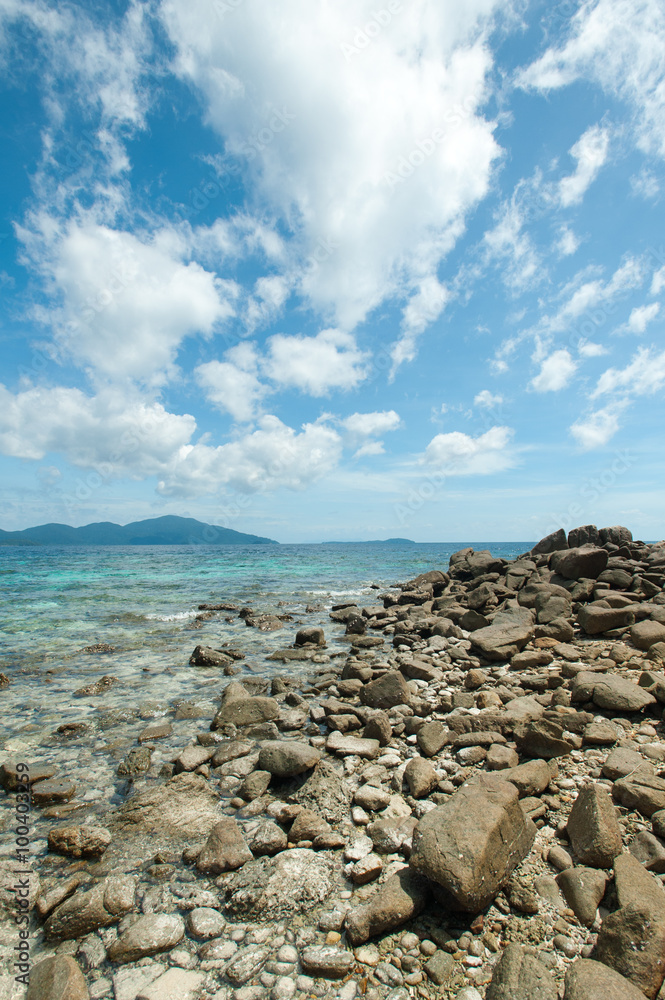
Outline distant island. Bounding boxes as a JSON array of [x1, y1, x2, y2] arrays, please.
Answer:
[[0, 515, 278, 546], [325, 537, 416, 544]]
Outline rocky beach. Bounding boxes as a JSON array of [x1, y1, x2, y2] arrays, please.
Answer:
[[3, 524, 665, 1000]]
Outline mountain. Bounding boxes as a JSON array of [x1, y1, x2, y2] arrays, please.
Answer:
[[0, 515, 278, 546], [325, 537, 416, 544]]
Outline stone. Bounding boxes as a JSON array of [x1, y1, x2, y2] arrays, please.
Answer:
[[514, 719, 573, 759], [189, 645, 233, 667], [295, 626, 326, 646], [138, 721, 173, 743], [593, 903, 665, 999], [485, 944, 557, 1000], [196, 819, 253, 874], [367, 815, 418, 854], [364, 711, 392, 745], [113, 772, 223, 839], [583, 720, 619, 746], [486, 745, 520, 770], [118, 747, 152, 775], [249, 820, 288, 856], [136, 969, 205, 1000], [563, 959, 647, 1000], [613, 853, 665, 917], [531, 528, 568, 555], [300, 945, 354, 979], [349, 853, 383, 885], [238, 770, 271, 801], [498, 759, 552, 797], [602, 746, 653, 780], [326, 731, 380, 758], [360, 671, 411, 709], [174, 745, 215, 772], [223, 849, 338, 920], [633, 621, 665, 650], [108, 914, 184, 964], [629, 830, 665, 872], [424, 950, 455, 985], [592, 674, 656, 711], [213, 696, 279, 728], [556, 868, 607, 926], [344, 868, 429, 945], [417, 721, 448, 757], [353, 785, 391, 812], [26, 956, 90, 1000], [47, 824, 111, 859], [291, 758, 351, 823], [0, 761, 56, 791], [403, 757, 438, 798], [409, 776, 535, 912], [566, 784, 622, 868], [613, 773, 665, 817], [45, 876, 136, 940], [551, 547, 608, 580], [258, 740, 321, 777], [653, 809, 665, 838], [577, 604, 635, 634], [186, 907, 226, 939], [225, 945, 269, 985], [470, 611, 535, 662], [32, 778, 76, 804]]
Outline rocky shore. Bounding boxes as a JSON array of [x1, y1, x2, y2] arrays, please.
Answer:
[[3, 523, 665, 1000]]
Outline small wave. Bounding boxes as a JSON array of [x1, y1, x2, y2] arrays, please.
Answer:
[[144, 610, 198, 622], [305, 588, 371, 597]]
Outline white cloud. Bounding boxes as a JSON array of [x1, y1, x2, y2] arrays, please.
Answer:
[[484, 191, 541, 291], [651, 266, 665, 295], [19, 220, 236, 383], [577, 339, 608, 357], [391, 276, 449, 374], [626, 301, 660, 333], [558, 124, 610, 206], [530, 349, 577, 392], [518, 0, 665, 157], [264, 329, 368, 396], [244, 274, 290, 334], [424, 425, 515, 475], [570, 403, 626, 449], [161, 0, 507, 334], [631, 169, 660, 199], [556, 226, 580, 256], [354, 441, 385, 458], [474, 389, 503, 408], [196, 360, 267, 423], [342, 411, 401, 437], [592, 346, 665, 397]]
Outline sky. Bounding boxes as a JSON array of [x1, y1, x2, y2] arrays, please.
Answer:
[[0, 0, 664, 543]]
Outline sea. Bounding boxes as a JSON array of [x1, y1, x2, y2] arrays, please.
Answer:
[[0, 541, 531, 852]]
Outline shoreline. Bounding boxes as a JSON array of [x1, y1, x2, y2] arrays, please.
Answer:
[[1, 523, 665, 999]]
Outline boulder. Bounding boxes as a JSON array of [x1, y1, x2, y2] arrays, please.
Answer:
[[613, 773, 665, 817], [409, 776, 535, 912], [45, 876, 136, 940], [359, 671, 411, 709], [416, 721, 448, 757], [223, 849, 339, 920], [631, 620, 665, 651], [326, 731, 380, 758], [403, 758, 439, 799], [196, 819, 253, 874], [551, 547, 608, 580], [469, 611, 535, 662], [26, 956, 89, 1000], [258, 740, 321, 777], [514, 719, 573, 759], [107, 914, 184, 964], [613, 853, 665, 917], [485, 944, 557, 1000], [599, 525, 633, 546], [212, 696, 279, 728], [556, 868, 607, 926], [592, 903, 665, 999], [189, 645, 233, 667], [344, 868, 429, 945], [601, 746, 653, 780], [530, 529, 568, 555], [295, 626, 326, 647], [47, 825, 111, 859], [577, 604, 635, 635], [291, 758, 351, 823], [113, 772, 223, 839], [563, 959, 648, 1000], [566, 784, 622, 868], [568, 525, 600, 548], [498, 759, 552, 797]]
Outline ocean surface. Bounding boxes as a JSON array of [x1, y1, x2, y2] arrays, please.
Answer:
[[0, 541, 531, 846]]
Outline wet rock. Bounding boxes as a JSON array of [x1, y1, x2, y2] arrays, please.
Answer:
[[35, 875, 83, 920], [45, 876, 136, 940], [113, 772, 223, 838], [74, 674, 119, 696], [0, 761, 56, 791], [592, 903, 665, 999], [612, 772, 665, 817], [32, 779, 76, 804], [556, 867, 607, 926], [563, 959, 647, 1000], [237, 769, 271, 801], [225, 945, 269, 985], [173, 745, 215, 773], [409, 776, 535, 912], [26, 955, 89, 1000], [47, 824, 111, 859], [485, 944, 557, 1000], [327, 731, 380, 758], [291, 758, 351, 823], [295, 626, 326, 646], [108, 914, 184, 964], [300, 945, 354, 979], [248, 819, 288, 856], [258, 740, 321, 777], [344, 868, 429, 945], [223, 849, 338, 920], [360, 671, 411, 709], [403, 757, 438, 798], [196, 819, 253, 874], [185, 906, 225, 939], [213, 695, 279, 728], [551, 546, 608, 581], [135, 969, 205, 1000], [566, 783, 622, 868], [118, 747, 152, 775], [189, 645, 233, 667]]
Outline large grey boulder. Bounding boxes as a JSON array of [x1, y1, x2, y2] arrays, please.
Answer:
[[612, 773, 665, 817], [409, 776, 535, 912], [563, 959, 648, 1000], [485, 944, 557, 1000], [344, 868, 429, 945], [530, 529, 568, 555], [469, 610, 535, 662], [577, 603, 636, 635], [258, 740, 321, 777]]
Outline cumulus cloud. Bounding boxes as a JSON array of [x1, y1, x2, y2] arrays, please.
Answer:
[[19, 220, 236, 383], [570, 403, 626, 449], [264, 329, 368, 396], [625, 302, 660, 333], [342, 411, 401, 437], [196, 360, 268, 423], [391, 276, 449, 375], [556, 226, 580, 256], [244, 274, 290, 334], [558, 124, 610, 206], [518, 0, 665, 158], [474, 389, 504, 408], [161, 0, 507, 338], [530, 349, 577, 392], [424, 425, 515, 475], [592, 346, 665, 397], [577, 339, 608, 357]]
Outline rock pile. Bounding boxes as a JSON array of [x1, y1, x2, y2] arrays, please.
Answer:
[[7, 523, 665, 999]]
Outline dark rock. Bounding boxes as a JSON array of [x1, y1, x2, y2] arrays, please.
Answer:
[[531, 529, 568, 555], [551, 547, 608, 581], [47, 825, 111, 859], [568, 525, 600, 548], [514, 719, 573, 759], [485, 943, 557, 1000], [602, 746, 653, 780], [196, 819, 253, 874], [403, 757, 438, 798], [344, 868, 429, 945], [364, 711, 393, 745], [613, 773, 665, 817], [189, 645, 233, 667], [566, 784, 622, 868], [44, 876, 135, 940], [258, 740, 321, 777], [498, 759, 552, 797], [295, 626, 326, 647], [592, 903, 665, 999], [26, 956, 89, 1000], [359, 671, 411, 709], [469, 610, 535, 662], [556, 867, 607, 926]]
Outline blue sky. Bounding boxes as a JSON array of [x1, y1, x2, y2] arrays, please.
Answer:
[[0, 0, 664, 542]]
